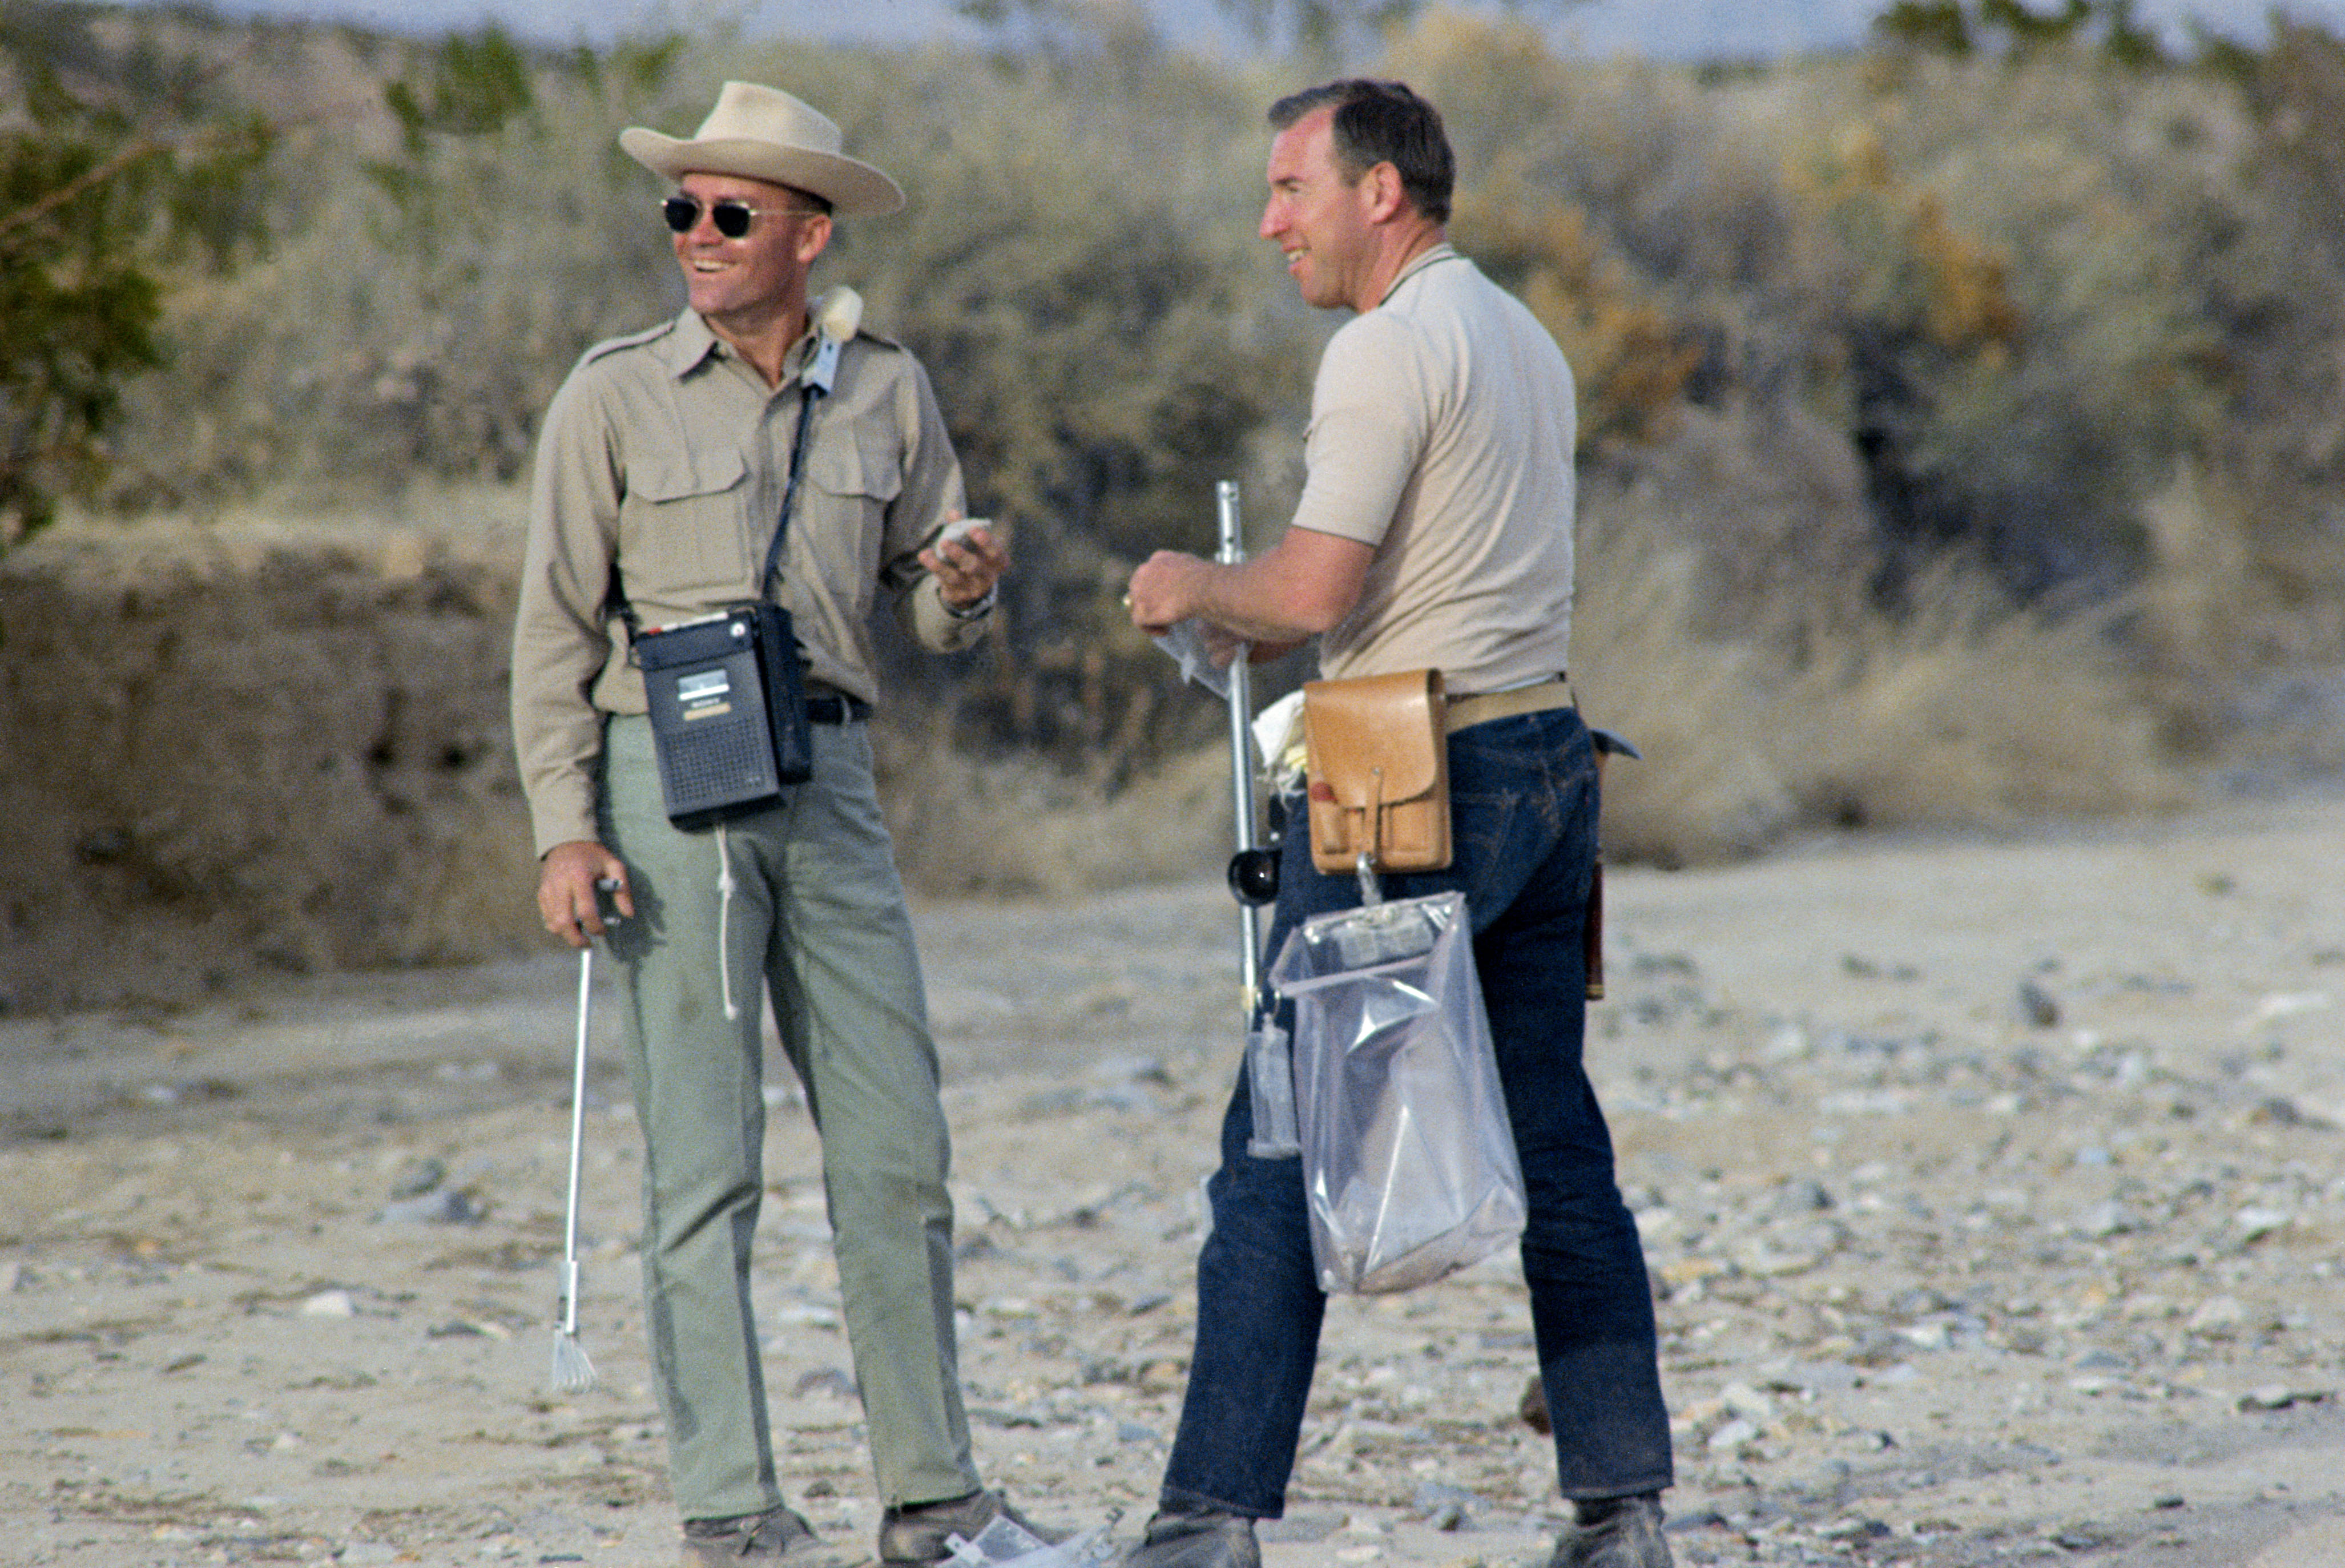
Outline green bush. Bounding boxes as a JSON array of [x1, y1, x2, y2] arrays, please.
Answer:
[[0, 1, 272, 547]]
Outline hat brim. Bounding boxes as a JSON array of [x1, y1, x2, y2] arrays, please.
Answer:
[[619, 128, 905, 218]]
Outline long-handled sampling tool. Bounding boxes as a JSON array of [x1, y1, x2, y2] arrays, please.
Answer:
[[1215, 480, 1274, 1013], [551, 938, 600, 1393], [1207, 482, 1303, 1159]]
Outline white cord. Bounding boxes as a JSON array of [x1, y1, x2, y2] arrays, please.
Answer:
[[716, 821, 740, 1022]]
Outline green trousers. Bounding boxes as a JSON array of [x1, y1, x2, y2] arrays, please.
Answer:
[[601, 714, 978, 1521]]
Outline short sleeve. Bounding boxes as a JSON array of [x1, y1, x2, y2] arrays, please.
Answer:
[[1286, 311, 1433, 548]]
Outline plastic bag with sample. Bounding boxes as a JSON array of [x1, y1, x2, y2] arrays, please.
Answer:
[[1269, 891, 1526, 1294]]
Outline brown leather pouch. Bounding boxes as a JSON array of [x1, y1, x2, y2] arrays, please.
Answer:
[[1302, 669, 1452, 876]]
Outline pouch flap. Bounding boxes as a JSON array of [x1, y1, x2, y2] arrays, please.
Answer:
[[1303, 668, 1446, 807]]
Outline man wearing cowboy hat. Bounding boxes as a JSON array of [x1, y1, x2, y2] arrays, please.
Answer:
[[511, 81, 1038, 1567]]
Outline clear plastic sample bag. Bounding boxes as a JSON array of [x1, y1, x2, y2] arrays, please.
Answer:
[[1268, 892, 1526, 1294]]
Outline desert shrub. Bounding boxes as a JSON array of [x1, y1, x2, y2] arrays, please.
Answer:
[[1574, 450, 2185, 866], [0, 1, 273, 546], [113, 30, 687, 505], [1873, 0, 2169, 68]]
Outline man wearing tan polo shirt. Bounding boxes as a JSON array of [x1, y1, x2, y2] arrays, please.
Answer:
[[511, 82, 1047, 1567], [1123, 79, 1674, 1568]]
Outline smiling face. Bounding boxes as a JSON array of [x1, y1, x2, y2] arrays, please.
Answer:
[[670, 171, 832, 338], [1259, 106, 1380, 313]]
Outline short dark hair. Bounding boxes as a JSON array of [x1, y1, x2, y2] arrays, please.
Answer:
[[783, 183, 833, 217], [1267, 79, 1453, 224]]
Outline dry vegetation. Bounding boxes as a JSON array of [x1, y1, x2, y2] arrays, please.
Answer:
[[5, 3, 2345, 1006]]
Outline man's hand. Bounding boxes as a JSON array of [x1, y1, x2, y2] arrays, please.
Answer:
[[539, 840, 633, 949], [919, 521, 1009, 610], [1126, 550, 1212, 635]]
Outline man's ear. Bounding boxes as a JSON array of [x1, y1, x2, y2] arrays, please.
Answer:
[[1362, 161, 1409, 224], [795, 211, 835, 265]]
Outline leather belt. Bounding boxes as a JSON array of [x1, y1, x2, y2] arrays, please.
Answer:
[[1446, 675, 1574, 733], [805, 692, 871, 724]]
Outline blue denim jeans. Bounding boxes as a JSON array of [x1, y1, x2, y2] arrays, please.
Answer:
[[1161, 705, 1674, 1516]]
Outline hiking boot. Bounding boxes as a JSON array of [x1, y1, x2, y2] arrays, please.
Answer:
[[1119, 1506, 1260, 1568], [680, 1505, 852, 1567], [1547, 1493, 1672, 1568], [879, 1489, 1062, 1567]]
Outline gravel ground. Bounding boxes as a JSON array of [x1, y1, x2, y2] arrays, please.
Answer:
[[4, 793, 2343, 1567]]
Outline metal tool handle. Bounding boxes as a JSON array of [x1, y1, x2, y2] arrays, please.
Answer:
[[560, 944, 592, 1336], [1216, 481, 1264, 1013]]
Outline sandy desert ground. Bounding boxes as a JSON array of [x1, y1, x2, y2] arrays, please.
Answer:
[[5, 791, 2344, 1567]]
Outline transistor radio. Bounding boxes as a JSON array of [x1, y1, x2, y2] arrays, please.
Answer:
[[635, 604, 812, 829]]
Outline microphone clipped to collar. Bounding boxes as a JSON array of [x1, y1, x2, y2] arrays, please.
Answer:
[[805, 285, 862, 396]]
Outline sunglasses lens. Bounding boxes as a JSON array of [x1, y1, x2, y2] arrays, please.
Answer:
[[663, 196, 787, 237]]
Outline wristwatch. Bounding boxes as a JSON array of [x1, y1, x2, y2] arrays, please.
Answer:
[[944, 585, 997, 620]]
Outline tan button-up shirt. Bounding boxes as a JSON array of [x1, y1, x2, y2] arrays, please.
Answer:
[[511, 307, 986, 854]]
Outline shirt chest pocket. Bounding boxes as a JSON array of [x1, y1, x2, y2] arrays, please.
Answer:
[[801, 425, 904, 569], [620, 444, 750, 595]]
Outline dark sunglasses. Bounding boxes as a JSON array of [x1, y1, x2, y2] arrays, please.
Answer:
[[660, 195, 815, 238]]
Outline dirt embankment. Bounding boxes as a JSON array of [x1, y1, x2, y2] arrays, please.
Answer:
[[0, 522, 540, 1014], [0, 517, 1236, 1016]]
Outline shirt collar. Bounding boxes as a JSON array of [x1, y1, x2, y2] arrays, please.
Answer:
[[654, 308, 723, 379], [1376, 240, 1462, 308], [654, 307, 827, 386]]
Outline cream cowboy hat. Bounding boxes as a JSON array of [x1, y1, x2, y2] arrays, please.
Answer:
[[620, 81, 905, 217]]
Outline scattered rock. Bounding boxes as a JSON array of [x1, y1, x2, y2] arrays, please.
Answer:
[[380, 1188, 480, 1225], [2237, 1386, 2331, 1412], [1414, 1483, 1477, 1531], [1708, 1418, 1760, 1451], [2249, 1096, 2336, 1130], [2187, 1296, 2245, 1335], [387, 1156, 446, 1200], [791, 1368, 856, 1400]]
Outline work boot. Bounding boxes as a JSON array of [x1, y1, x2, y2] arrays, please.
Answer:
[[879, 1489, 1061, 1567], [680, 1505, 852, 1567], [1119, 1505, 1260, 1568], [1548, 1493, 1672, 1568]]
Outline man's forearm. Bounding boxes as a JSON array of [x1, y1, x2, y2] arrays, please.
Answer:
[[1127, 525, 1375, 642], [1175, 557, 1329, 643]]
